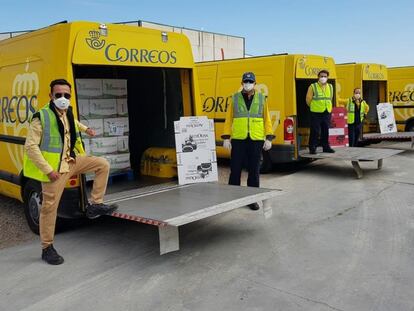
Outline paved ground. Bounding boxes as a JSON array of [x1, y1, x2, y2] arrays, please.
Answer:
[[0, 148, 413, 311]]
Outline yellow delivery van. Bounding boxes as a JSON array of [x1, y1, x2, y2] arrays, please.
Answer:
[[196, 54, 338, 171], [388, 66, 414, 132], [0, 21, 200, 232], [336, 63, 388, 133]]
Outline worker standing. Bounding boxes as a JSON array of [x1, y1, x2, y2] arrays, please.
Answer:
[[347, 88, 369, 147], [306, 70, 335, 154], [222, 72, 275, 210], [24, 79, 118, 265]]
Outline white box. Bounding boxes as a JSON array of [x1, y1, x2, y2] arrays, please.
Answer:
[[83, 138, 91, 155], [76, 79, 103, 98], [89, 99, 117, 118], [102, 79, 127, 97], [104, 117, 129, 136], [77, 99, 90, 117], [117, 98, 128, 116], [117, 136, 129, 153], [377, 103, 397, 134], [80, 118, 104, 137], [104, 153, 130, 170], [90, 137, 118, 155]]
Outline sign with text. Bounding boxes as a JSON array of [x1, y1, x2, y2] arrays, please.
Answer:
[[174, 116, 218, 185], [377, 103, 397, 134]]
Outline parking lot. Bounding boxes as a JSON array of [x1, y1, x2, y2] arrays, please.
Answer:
[[0, 146, 413, 311]]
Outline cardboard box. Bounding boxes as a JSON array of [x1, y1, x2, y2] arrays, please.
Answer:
[[89, 99, 117, 118], [80, 118, 104, 137], [329, 135, 349, 147], [90, 137, 118, 155], [83, 138, 91, 155], [76, 79, 103, 98], [102, 79, 127, 97], [117, 98, 128, 116], [104, 153, 131, 171], [77, 99, 90, 117], [330, 118, 347, 129], [117, 136, 129, 153], [103, 117, 129, 136]]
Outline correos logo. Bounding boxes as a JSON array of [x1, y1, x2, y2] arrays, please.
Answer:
[[85, 29, 177, 64], [365, 66, 384, 80], [0, 60, 39, 171], [299, 57, 329, 77]]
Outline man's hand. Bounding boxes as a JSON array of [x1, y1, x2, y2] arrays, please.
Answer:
[[263, 140, 272, 151], [47, 171, 60, 182], [86, 128, 96, 137], [223, 139, 232, 150]]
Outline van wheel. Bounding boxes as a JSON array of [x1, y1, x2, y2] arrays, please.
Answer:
[[405, 121, 414, 132], [23, 180, 42, 235], [260, 151, 273, 174]]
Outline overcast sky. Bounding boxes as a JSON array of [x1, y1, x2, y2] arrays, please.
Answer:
[[1, 0, 413, 67]]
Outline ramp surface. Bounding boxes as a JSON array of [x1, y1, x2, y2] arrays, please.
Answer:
[[104, 182, 281, 254], [300, 147, 403, 178]]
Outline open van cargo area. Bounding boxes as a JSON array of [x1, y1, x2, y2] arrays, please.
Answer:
[[73, 65, 191, 192]]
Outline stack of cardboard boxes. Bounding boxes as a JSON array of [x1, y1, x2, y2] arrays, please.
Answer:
[[76, 79, 131, 179], [329, 107, 349, 147]]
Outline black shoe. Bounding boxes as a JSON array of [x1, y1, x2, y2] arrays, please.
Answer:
[[309, 148, 317, 155], [86, 203, 118, 219], [323, 147, 335, 153], [42, 244, 64, 265], [248, 203, 260, 210]]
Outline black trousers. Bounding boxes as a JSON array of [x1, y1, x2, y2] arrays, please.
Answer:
[[229, 138, 263, 188], [348, 123, 362, 147], [309, 111, 331, 150]]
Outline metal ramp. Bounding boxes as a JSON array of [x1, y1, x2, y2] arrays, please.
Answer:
[[104, 183, 281, 255], [363, 132, 414, 149], [300, 147, 403, 179]]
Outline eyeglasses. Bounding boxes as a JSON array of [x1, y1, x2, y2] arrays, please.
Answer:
[[54, 93, 71, 99], [243, 80, 255, 84]]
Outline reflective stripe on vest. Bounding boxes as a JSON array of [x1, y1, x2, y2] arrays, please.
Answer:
[[231, 92, 265, 140], [310, 82, 333, 113], [347, 98, 368, 124]]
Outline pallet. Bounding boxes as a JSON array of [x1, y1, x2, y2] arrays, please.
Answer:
[[107, 170, 134, 185]]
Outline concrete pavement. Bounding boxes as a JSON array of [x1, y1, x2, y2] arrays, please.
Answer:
[[0, 150, 413, 311]]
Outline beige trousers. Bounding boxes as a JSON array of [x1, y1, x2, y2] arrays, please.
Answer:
[[40, 156, 109, 249]]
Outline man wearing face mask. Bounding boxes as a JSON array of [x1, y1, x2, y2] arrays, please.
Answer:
[[346, 88, 369, 147], [306, 70, 336, 154], [222, 72, 274, 210], [24, 79, 118, 265]]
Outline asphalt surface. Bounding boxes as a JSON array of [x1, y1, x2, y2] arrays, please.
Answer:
[[0, 147, 413, 311]]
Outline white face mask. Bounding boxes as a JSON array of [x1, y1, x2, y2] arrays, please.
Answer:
[[319, 77, 328, 84], [243, 82, 255, 92], [53, 97, 70, 110], [354, 93, 361, 99]]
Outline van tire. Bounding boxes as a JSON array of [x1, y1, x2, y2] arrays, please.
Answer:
[[260, 151, 273, 174], [23, 180, 42, 235], [405, 120, 414, 132]]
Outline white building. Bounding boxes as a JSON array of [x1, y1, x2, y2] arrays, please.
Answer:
[[0, 20, 245, 62]]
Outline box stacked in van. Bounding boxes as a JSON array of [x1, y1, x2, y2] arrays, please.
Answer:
[[76, 79, 131, 179]]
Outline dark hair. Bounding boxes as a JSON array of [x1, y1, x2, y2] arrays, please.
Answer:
[[50, 79, 71, 93], [353, 87, 361, 92], [318, 70, 330, 77]]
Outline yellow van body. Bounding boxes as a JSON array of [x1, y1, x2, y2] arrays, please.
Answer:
[[0, 21, 200, 217], [336, 63, 388, 133], [388, 66, 414, 132], [196, 54, 337, 165]]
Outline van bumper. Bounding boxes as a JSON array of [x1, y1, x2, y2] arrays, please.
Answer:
[[268, 144, 298, 163], [57, 187, 85, 219]]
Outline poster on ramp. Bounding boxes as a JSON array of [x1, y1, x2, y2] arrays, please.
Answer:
[[174, 116, 218, 185], [377, 103, 397, 134]]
